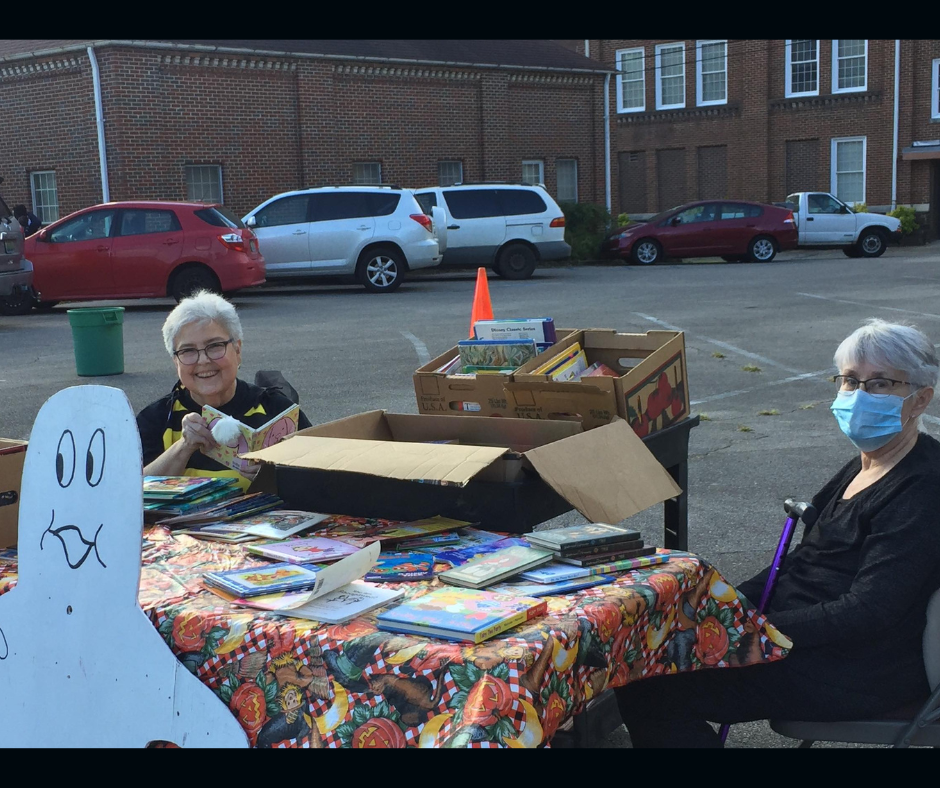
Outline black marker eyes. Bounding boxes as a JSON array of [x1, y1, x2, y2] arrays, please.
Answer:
[[56, 430, 76, 488], [86, 429, 105, 487]]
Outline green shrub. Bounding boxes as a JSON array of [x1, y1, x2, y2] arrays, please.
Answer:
[[617, 212, 631, 226], [851, 202, 868, 214], [888, 205, 917, 235], [559, 201, 613, 262]]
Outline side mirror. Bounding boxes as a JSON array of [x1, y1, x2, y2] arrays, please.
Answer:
[[670, 216, 681, 226], [245, 215, 256, 228], [840, 204, 850, 214], [37, 230, 48, 242]]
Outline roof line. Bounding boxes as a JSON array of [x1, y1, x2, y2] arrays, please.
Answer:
[[0, 40, 616, 75]]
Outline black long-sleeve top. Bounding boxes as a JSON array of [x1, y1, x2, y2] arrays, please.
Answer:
[[737, 432, 940, 699]]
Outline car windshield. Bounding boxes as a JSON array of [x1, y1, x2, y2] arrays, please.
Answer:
[[642, 206, 683, 225]]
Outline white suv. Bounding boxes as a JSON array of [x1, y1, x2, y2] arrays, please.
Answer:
[[412, 183, 570, 279], [242, 186, 443, 293]]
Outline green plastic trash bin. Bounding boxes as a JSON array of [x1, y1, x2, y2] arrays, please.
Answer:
[[67, 307, 125, 376]]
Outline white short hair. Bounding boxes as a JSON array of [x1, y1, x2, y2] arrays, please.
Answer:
[[161, 290, 243, 356], [834, 318, 939, 390]]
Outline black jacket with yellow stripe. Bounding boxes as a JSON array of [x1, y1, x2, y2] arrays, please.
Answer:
[[136, 379, 312, 490]]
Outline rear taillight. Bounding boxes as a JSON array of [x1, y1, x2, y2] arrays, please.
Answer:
[[410, 213, 433, 232], [218, 232, 247, 252], [550, 217, 566, 228], [783, 211, 795, 224]]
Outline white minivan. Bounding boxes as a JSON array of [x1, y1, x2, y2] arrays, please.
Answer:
[[412, 184, 570, 279], [242, 186, 443, 293]]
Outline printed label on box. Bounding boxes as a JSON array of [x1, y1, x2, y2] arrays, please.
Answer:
[[623, 351, 687, 437]]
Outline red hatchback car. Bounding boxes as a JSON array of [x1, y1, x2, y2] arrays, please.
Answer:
[[6, 201, 265, 314], [606, 200, 798, 265]]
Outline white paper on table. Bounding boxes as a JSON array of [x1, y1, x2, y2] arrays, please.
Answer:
[[233, 541, 381, 611], [279, 580, 405, 623]]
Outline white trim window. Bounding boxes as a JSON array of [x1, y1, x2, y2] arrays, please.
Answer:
[[185, 165, 223, 203], [696, 40, 727, 106], [831, 136, 866, 205], [932, 58, 940, 120], [655, 42, 686, 110], [616, 47, 645, 113], [29, 171, 59, 224], [352, 161, 382, 185], [438, 161, 463, 187], [833, 40, 867, 93], [522, 160, 544, 186], [556, 159, 578, 203], [786, 40, 819, 97]]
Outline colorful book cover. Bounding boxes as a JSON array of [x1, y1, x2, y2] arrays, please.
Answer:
[[439, 545, 554, 589], [585, 553, 670, 575], [373, 516, 475, 545], [363, 552, 435, 582], [457, 339, 537, 370], [232, 510, 331, 540], [376, 587, 547, 644], [532, 342, 582, 375], [397, 532, 461, 549], [518, 563, 591, 584], [525, 523, 642, 553], [488, 574, 616, 598], [201, 402, 300, 472], [433, 536, 529, 567], [143, 475, 229, 499], [556, 545, 657, 566], [246, 536, 359, 564], [582, 362, 620, 378], [550, 349, 588, 382], [472, 318, 556, 344], [204, 562, 321, 598]]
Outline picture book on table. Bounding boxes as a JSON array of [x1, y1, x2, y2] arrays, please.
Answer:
[[143, 475, 230, 499], [201, 402, 300, 472], [376, 587, 547, 644], [274, 581, 405, 624], [204, 562, 322, 598], [525, 523, 642, 553], [398, 532, 461, 549], [363, 552, 435, 582], [518, 563, 592, 584], [228, 510, 331, 540], [433, 536, 530, 568], [372, 516, 475, 545], [439, 545, 553, 589], [488, 574, 617, 598], [246, 536, 359, 564]]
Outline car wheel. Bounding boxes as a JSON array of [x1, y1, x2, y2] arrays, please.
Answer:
[[357, 246, 404, 293], [170, 265, 221, 303], [857, 229, 887, 258], [843, 246, 863, 258], [496, 243, 537, 280], [748, 236, 777, 262], [721, 256, 746, 263], [0, 289, 37, 316], [632, 239, 662, 266]]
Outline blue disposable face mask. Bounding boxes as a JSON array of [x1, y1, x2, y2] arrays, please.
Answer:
[[830, 389, 914, 452]]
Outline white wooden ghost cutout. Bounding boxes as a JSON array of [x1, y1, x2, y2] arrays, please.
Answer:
[[0, 385, 248, 748]]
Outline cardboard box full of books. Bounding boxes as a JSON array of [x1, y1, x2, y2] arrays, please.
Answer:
[[243, 410, 681, 534], [506, 329, 689, 434], [0, 440, 27, 548], [413, 329, 575, 418]]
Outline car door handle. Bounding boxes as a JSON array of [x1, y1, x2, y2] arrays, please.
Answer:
[[292, 230, 307, 235], [96, 245, 109, 252], [807, 217, 814, 221], [357, 225, 371, 230], [447, 224, 460, 230], [162, 238, 180, 245]]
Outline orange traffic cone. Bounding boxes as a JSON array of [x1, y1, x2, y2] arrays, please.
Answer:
[[469, 267, 494, 338]]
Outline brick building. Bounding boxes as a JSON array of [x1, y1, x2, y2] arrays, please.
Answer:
[[0, 39, 611, 222], [562, 39, 940, 236]]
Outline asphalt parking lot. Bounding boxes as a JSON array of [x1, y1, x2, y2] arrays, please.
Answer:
[[2, 242, 938, 748]]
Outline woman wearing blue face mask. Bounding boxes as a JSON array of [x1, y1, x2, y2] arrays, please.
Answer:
[[615, 318, 940, 748]]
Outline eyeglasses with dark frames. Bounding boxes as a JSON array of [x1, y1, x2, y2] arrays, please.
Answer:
[[173, 339, 235, 366], [832, 375, 911, 398]]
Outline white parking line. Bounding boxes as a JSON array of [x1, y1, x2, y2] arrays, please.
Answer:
[[797, 293, 940, 321], [401, 331, 431, 366], [691, 369, 833, 405]]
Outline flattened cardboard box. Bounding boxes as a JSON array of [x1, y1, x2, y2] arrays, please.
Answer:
[[507, 329, 689, 434], [413, 329, 575, 418], [243, 410, 681, 528], [0, 440, 27, 548]]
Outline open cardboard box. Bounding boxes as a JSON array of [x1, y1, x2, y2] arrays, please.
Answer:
[[507, 329, 689, 433], [0, 440, 28, 548], [243, 410, 682, 533]]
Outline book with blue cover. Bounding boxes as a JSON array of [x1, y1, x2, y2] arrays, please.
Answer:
[[439, 545, 553, 589], [518, 563, 592, 583], [376, 586, 547, 644], [203, 562, 321, 598], [434, 536, 530, 568], [364, 552, 435, 582], [488, 574, 616, 598]]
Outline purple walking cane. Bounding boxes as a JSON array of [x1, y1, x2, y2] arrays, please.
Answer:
[[718, 497, 818, 744]]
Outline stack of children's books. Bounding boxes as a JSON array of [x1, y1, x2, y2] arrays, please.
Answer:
[[177, 509, 331, 544], [523, 523, 657, 566], [527, 342, 620, 383], [154, 490, 284, 529], [143, 476, 242, 520], [433, 318, 557, 376], [438, 544, 554, 589]]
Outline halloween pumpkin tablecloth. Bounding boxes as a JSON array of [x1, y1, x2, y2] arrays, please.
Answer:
[[0, 517, 791, 748]]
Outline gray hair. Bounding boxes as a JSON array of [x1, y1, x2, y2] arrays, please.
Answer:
[[834, 318, 940, 390], [161, 290, 243, 356]]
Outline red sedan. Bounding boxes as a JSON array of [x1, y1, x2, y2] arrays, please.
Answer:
[[607, 200, 798, 265], [6, 201, 265, 314]]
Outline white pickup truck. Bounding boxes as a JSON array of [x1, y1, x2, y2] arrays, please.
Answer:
[[783, 192, 902, 258]]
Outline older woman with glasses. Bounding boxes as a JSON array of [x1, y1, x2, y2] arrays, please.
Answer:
[[136, 290, 311, 490], [615, 318, 940, 747]]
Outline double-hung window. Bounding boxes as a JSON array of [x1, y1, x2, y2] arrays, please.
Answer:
[[655, 43, 686, 110], [30, 171, 59, 224], [831, 137, 866, 205], [522, 160, 544, 186], [696, 40, 727, 106], [833, 40, 867, 93], [616, 47, 645, 112], [786, 40, 819, 97]]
